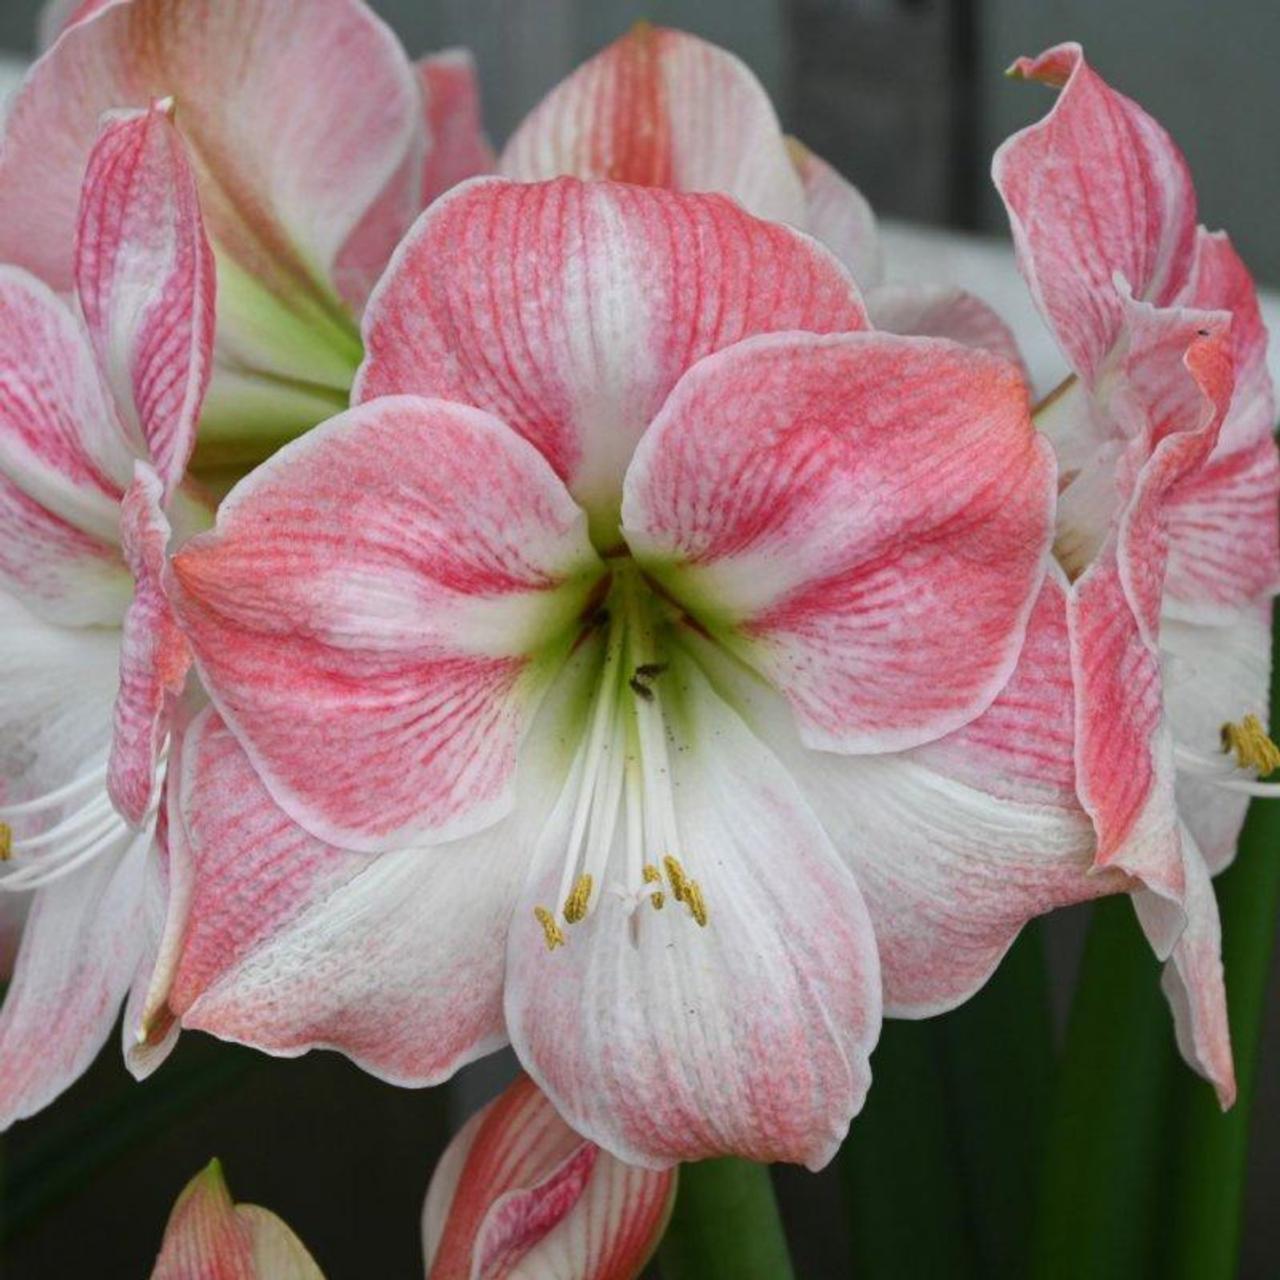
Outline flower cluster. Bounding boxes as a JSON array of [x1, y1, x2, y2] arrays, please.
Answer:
[[0, 6, 1275, 1276]]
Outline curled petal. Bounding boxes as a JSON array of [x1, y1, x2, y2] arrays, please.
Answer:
[[150, 1159, 323, 1280], [788, 138, 883, 289], [356, 177, 867, 538], [424, 1075, 675, 1280], [420, 49, 497, 204], [622, 331, 1055, 753], [169, 396, 602, 852], [993, 42, 1197, 382], [76, 100, 215, 497], [500, 24, 805, 227]]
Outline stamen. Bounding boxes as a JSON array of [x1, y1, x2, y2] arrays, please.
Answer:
[[534, 906, 565, 951], [663, 854, 690, 903], [642, 862, 665, 909], [685, 879, 709, 928], [0, 823, 9, 861], [1221, 715, 1280, 775], [563, 873, 594, 924]]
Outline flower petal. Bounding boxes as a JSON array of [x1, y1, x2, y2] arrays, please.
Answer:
[[787, 138, 883, 288], [76, 100, 215, 498], [506, 652, 881, 1170], [868, 283, 1028, 378], [622, 331, 1055, 753], [164, 648, 592, 1082], [993, 42, 1197, 382], [500, 25, 805, 227], [355, 177, 867, 538], [424, 1074, 675, 1280], [150, 1159, 323, 1280], [108, 465, 192, 826], [420, 49, 497, 204], [169, 396, 602, 852], [0, 835, 148, 1128]]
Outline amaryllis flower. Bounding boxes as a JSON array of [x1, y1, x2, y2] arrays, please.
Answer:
[[994, 42, 1280, 1103], [500, 22, 1024, 372], [0, 100, 213, 1125], [150, 1159, 322, 1280], [1, 0, 493, 464], [152, 176, 1109, 1168], [424, 1074, 674, 1279]]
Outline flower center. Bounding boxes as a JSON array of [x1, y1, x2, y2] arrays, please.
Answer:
[[532, 564, 709, 951]]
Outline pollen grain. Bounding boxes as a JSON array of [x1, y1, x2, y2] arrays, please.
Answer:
[[534, 906, 565, 951]]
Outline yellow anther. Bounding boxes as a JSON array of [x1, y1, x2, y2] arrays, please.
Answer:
[[685, 880, 709, 928], [534, 906, 565, 951], [642, 863, 666, 909], [663, 854, 691, 904], [0, 823, 10, 861], [1221, 715, 1280, 775], [563, 873, 594, 924]]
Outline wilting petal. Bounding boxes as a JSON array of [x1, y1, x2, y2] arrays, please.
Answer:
[[501, 25, 805, 227], [356, 178, 866, 538], [424, 1074, 675, 1280], [164, 648, 593, 1080], [420, 49, 497, 203], [788, 139, 883, 288], [623, 331, 1054, 753], [993, 42, 1197, 382], [170, 396, 602, 852], [868, 283, 1027, 377], [1163, 608, 1271, 873], [2, 0, 421, 393], [151, 1159, 323, 1280], [76, 100, 215, 498], [0, 834, 148, 1127], [108, 466, 192, 826], [686, 572, 1119, 1014], [507, 653, 881, 1170]]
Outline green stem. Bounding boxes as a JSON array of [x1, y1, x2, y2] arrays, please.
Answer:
[[941, 923, 1054, 1276], [658, 1158, 794, 1280], [840, 1019, 979, 1279], [1161, 616, 1280, 1279], [1030, 896, 1175, 1279]]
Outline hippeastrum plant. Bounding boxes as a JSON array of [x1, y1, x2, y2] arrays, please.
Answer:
[[150, 1159, 322, 1280], [423, 1073, 675, 1279], [0, 100, 215, 1124], [500, 23, 1025, 371], [0, 0, 494, 471], [143, 175, 1132, 1169], [994, 42, 1280, 1102]]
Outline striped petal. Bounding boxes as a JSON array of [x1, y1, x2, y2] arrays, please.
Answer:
[[355, 177, 867, 542], [868, 283, 1028, 377], [788, 138, 883, 288], [500, 24, 805, 228], [993, 42, 1197, 383], [420, 49, 497, 204], [76, 100, 215, 499], [169, 396, 602, 852], [622, 332, 1055, 753], [423, 1075, 675, 1280]]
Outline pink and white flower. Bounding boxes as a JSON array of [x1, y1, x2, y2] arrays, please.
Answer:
[[150, 1159, 322, 1280], [0, 100, 213, 1125], [994, 42, 1280, 1104], [423, 1073, 675, 1280], [3, 0, 494, 463], [153, 176, 1108, 1168]]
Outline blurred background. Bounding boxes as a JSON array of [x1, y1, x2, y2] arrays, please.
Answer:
[[0, 1, 1278, 1276]]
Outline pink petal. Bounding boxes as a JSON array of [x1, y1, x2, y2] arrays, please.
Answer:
[[37, 0, 117, 48], [500, 25, 805, 227], [169, 396, 602, 852], [622, 331, 1055, 753], [506, 655, 881, 1171], [868, 282, 1028, 380], [150, 1159, 322, 1280], [424, 1075, 675, 1280], [420, 49, 498, 204], [0, 836, 147, 1128], [993, 42, 1197, 382], [356, 178, 867, 537], [108, 465, 191, 827], [788, 138, 883, 288], [76, 100, 215, 499]]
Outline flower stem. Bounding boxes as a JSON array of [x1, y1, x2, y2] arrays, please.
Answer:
[[658, 1158, 794, 1280]]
